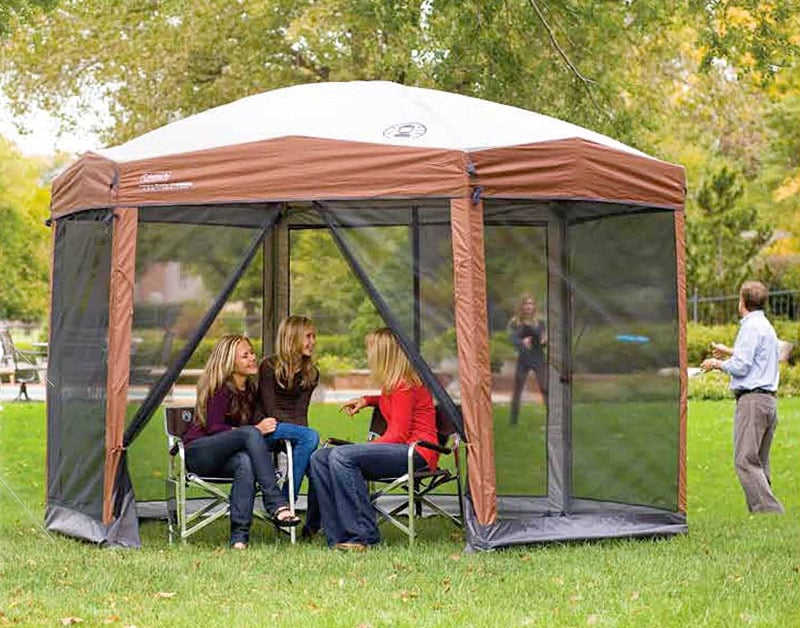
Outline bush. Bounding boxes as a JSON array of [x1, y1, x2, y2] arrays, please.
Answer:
[[421, 327, 458, 366], [687, 369, 731, 400], [686, 322, 738, 365], [779, 363, 800, 397], [315, 334, 354, 360], [315, 354, 358, 383], [488, 330, 515, 372], [687, 320, 800, 366], [687, 363, 800, 400]]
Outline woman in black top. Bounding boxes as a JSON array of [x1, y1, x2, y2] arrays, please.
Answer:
[[257, 315, 321, 532], [508, 293, 547, 424]]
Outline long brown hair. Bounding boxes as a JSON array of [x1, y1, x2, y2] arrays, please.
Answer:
[[271, 315, 318, 390], [365, 327, 421, 392], [196, 334, 254, 426]]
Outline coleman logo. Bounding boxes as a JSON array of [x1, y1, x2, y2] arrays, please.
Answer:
[[139, 172, 172, 184], [138, 171, 193, 192], [383, 122, 427, 140]]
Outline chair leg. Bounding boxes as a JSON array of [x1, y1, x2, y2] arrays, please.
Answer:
[[407, 448, 415, 546], [166, 478, 177, 545], [177, 472, 187, 543], [285, 441, 296, 545]]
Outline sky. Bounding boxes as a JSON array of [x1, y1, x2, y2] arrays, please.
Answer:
[[0, 96, 104, 157]]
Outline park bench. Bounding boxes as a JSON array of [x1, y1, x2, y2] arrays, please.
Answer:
[[0, 328, 42, 401]]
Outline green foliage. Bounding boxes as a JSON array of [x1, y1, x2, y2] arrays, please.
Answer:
[[421, 327, 458, 367], [290, 229, 366, 336], [0, 139, 50, 321], [687, 320, 800, 366], [314, 353, 357, 384], [5, 0, 797, 150], [689, 363, 800, 400], [345, 298, 383, 362], [688, 368, 732, 401], [691, 0, 800, 84], [488, 330, 515, 372], [686, 166, 772, 311], [0, 0, 55, 38], [779, 362, 800, 397], [686, 322, 740, 365]]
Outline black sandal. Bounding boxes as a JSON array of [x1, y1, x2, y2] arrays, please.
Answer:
[[271, 506, 301, 527]]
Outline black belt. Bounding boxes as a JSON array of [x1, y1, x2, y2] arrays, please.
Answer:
[[734, 388, 776, 400]]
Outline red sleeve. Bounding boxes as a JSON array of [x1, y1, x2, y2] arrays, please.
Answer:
[[373, 387, 413, 444], [204, 388, 234, 435], [363, 395, 380, 407]]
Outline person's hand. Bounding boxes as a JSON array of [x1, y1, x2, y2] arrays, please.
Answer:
[[522, 337, 533, 349], [340, 397, 366, 416], [701, 358, 723, 372], [255, 417, 277, 435], [710, 342, 732, 359]]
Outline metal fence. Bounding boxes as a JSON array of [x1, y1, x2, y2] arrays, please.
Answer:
[[690, 289, 800, 324]]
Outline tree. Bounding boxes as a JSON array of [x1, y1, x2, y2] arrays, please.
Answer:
[[0, 0, 55, 38], [686, 166, 772, 315], [4, 1, 796, 148], [0, 139, 51, 321]]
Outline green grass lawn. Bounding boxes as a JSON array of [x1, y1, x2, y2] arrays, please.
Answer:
[[1, 400, 798, 626]]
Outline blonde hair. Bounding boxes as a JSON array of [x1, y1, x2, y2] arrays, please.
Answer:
[[509, 292, 537, 327], [365, 327, 421, 392], [272, 315, 318, 389], [196, 334, 251, 426]]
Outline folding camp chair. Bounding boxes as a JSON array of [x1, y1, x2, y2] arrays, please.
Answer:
[[327, 405, 464, 546], [164, 406, 296, 544]]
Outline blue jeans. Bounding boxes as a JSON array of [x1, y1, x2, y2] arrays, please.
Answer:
[[185, 426, 288, 545], [264, 422, 319, 498], [309, 444, 427, 547]]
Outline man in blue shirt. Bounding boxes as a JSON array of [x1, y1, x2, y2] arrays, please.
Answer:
[[701, 281, 784, 514]]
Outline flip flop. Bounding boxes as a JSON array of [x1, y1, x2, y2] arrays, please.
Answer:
[[271, 505, 301, 527]]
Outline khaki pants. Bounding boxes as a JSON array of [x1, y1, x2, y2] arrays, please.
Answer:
[[733, 393, 784, 513]]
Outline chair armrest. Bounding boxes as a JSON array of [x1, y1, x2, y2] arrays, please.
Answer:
[[324, 437, 354, 447], [412, 439, 451, 455]]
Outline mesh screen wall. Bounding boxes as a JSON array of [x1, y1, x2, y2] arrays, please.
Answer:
[[569, 211, 680, 510], [47, 211, 113, 519], [126, 206, 270, 502]]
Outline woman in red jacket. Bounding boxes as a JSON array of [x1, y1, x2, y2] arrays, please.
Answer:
[[309, 327, 438, 550]]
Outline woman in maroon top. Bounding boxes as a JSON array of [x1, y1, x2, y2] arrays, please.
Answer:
[[309, 327, 439, 550], [183, 334, 301, 549]]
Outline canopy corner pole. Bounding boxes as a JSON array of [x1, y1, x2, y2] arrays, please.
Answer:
[[545, 209, 573, 515], [103, 206, 139, 525], [449, 195, 496, 526], [263, 203, 289, 357], [674, 210, 688, 514]]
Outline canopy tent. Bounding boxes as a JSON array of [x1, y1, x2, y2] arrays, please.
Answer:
[[47, 81, 687, 549]]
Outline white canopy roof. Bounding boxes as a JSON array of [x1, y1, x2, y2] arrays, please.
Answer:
[[98, 80, 644, 162]]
